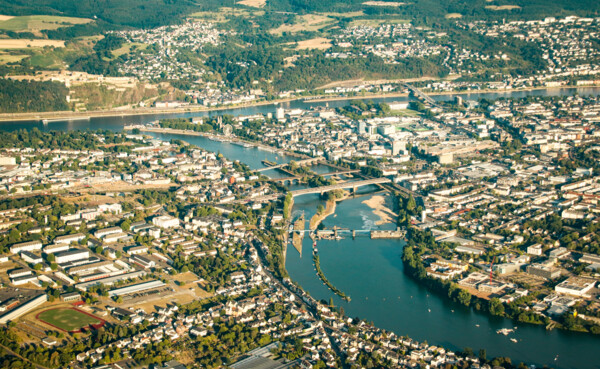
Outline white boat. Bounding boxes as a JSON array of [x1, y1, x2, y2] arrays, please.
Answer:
[[496, 328, 514, 336], [42, 116, 90, 124], [510, 338, 518, 343]]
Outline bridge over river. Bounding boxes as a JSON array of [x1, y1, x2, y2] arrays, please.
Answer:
[[404, 83, 441, 109], [290, 178, 391, 197], [232, 177, 391, 203], [255, 157, 324, 172], [270, 169, 361, 185], [291, 227, 405, 239]]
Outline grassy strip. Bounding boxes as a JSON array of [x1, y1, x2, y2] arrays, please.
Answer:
[[313, 253, 350, 301]]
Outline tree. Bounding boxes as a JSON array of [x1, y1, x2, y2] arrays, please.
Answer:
[[121, 219, 131, 231], [479, 348, 487, 362], [457, 290, 471, 306], [283, 192, 293, 220], [489, 298, 505, 316], [406, 194, 416, 213], [463, 347, 474, 357]]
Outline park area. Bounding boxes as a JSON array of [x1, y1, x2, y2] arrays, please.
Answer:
[[37, 308, 105, 333]]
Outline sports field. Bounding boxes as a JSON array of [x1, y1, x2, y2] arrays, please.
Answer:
[[37, 308, 104, 332]]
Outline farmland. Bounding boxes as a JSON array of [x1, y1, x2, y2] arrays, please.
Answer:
[[0, 15, 92, 32], [0, 39, 65, 49], [269, 14, 336, 35]]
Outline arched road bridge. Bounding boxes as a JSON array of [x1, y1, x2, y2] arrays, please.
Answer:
[[255, 157, 324, 172], [290, 177, 391, 197]]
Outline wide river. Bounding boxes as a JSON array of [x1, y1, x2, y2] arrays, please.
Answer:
[[3, 87, 600, 368]]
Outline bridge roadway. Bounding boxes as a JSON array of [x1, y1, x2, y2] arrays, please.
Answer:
[[403, 83, 441, 108], [255, 157, 324, 172], [233, 177, 391, 203], [290, 177, 391, 197], [292, 229, 371, 233], [270, 169, 361, 183]]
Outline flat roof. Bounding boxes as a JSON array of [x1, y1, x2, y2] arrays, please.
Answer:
[[108, 280, 165, 297]]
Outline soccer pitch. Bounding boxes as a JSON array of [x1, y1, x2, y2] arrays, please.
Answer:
[[37, 308, 104, 332]]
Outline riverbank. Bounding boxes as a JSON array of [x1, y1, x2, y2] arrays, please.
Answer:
[[401, 227, 600, 337], [362, 194, 397, 225], [0, 97, 298, 123], [313, 253, 350, 301], [3, 84, 599, 123], [299, 84, 600, 103], [308, 191, 350, 230], [135, 127, 309, 160], [291, 214, 305, 256]]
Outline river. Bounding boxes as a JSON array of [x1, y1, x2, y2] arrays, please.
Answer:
[[2, 87, 600, 132], [286, 192, 600, 369], [2, 88, 600, 368]]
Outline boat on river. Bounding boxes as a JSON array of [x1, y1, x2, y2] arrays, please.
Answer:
[[497, 328, 514, 335], [42, 116, 90, 124]]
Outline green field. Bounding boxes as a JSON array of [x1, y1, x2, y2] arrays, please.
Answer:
[[112, 42, 148, 58], [37, 308, 103, 332], [391, 109, 421, 117], [0, 15, 92, 32], [347, 18, 410, 27], [0, 54, 27, 64]]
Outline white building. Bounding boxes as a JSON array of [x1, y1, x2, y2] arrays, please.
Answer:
[[10, 241, 43, 254], [555, 277, 596, 297], [55, 249, 90, 264], [54, 233, 86, 245], [20, 251, 42, 264], [527, 244, 543, 256], [98, 203, 122, 214], [43, 244, 70, 255], [0, 294, 47, 324], [152, 215, 180, 229], [95, 226, 123, 239]]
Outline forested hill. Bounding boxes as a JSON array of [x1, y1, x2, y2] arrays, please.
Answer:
[[1, 0, 599, 29], [0, 79, 69, 113], [0, 0, 226, 28], [270, 0, 600, 20]]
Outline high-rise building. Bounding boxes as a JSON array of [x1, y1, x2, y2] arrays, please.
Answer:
[[358, 121, 366, 134], [392, 141, 406, 156], [276, 108, 285, 120], [366, 124, 376, 136]]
